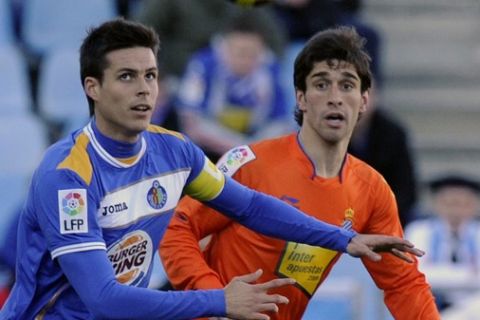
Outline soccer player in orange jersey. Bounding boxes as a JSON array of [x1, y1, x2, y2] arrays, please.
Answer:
[[160, 26, 440, 320]]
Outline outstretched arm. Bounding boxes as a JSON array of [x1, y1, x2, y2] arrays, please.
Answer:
[[58, 250, 294, 319], [206, 177, 424, 260]]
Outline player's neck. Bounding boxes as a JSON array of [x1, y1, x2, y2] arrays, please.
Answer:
[[91, 119, 143, 159], [298, 128, 348, 178]]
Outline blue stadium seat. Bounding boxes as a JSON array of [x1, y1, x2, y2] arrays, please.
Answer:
[[0, 114, 48, 238], [0, 45, 32, 115], [0, 0, 14, 46], [37, 48, 90, 135], [21, 0, 117, 56]]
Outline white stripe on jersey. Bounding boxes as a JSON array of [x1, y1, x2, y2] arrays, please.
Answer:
[[51, 242, 106, 259], [97, 170, 190, 229], [84, 123, 147, 168]]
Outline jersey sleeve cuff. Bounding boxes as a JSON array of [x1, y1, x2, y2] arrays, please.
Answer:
[[341, 229, 357, 252], [209, 289, 227, 316]]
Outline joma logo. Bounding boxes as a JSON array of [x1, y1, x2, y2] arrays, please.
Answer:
[[102, 202, 129, 216]]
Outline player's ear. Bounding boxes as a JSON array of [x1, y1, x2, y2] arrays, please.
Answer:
[[359, 89, 369, 113], [296, 89, 307, 112], [84, 77, 100, 101]]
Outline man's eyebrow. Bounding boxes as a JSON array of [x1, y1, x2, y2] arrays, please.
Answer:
[[341, 71, 360, 81], [310, 71, 359, 81], [116, 67, 158, 73], [310, 71, 330, 79], [145, 67, 158, 72]]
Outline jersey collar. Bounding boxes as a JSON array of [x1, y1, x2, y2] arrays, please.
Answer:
[[83, 121, 146, 168]]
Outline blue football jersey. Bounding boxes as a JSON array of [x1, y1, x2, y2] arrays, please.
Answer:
[[1, 121, 225, 319]]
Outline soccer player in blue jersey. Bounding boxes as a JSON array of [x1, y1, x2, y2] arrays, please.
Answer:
[[1, 19, 424, 320]]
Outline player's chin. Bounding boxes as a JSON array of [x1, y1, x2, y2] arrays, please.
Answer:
[[129, 118, 152, 133]]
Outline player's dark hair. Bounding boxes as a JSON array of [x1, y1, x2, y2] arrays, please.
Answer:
[[80, 18, 160, 116], [293, 26, 372, 126]]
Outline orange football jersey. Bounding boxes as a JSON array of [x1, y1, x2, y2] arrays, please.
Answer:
[[160, 133, 439, 320]]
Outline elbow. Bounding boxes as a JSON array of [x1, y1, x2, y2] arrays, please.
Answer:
[[84, 297, 112, 319], [81, 280, 118, 319]]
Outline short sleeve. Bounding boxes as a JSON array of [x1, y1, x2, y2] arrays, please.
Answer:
[[33, 169, 105, 259]]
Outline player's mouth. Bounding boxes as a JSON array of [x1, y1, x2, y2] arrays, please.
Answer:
[[131, 104, 152, 113], [324, 112, 345, 126]]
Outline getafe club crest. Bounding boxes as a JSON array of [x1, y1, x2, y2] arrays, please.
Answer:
[[146, 180, 167, 210]]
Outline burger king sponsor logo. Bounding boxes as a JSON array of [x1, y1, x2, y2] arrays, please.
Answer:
[[107, 230, 153, 286]]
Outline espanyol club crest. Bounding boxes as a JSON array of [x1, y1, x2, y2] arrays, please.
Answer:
[[146, 180, 167, 210], [342, 207, 355, 231]]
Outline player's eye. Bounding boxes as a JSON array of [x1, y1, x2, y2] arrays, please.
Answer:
[[119, 73, 132, 81], [341, 82, 355, 91], [315, 81, 328, 90], [145, 72, 157, 81]]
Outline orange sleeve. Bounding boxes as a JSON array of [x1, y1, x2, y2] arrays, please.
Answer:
[[160, 195, 232, 290], [362, 176, 440, 319]]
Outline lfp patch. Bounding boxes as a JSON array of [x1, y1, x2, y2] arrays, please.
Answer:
[[58, 189, 88, 234], [217, 145, 256, 177], [146, 180, 167, 210]]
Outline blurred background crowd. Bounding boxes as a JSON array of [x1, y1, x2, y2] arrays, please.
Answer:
[[1, 0, 480, 318]]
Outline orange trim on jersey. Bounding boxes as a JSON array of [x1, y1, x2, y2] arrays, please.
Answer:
[[116, 155, 137, 165], [57, 133, 93, 185], [147, 124, 185, 141]]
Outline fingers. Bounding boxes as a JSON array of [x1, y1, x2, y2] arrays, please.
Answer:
[[250, 312, 270, 320], [391, 248, 414, 263], [408, 247, 425, 257], [258, 302, 279, 313], [393, 244, 425, 257], [385, 236, 414, 246], [350, 234, 427, 263], [224, 272, 292, 320], [371, 235, 414, 248], [255, 277, 296, 291], [232, 269, 263, 284], [257, 293, 290, 305], [364, 249, 382, 262]]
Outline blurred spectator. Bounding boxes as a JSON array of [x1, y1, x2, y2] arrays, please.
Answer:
[[405, 174, 480, 309], [150, 71, 180, 132], [9, 0, 24, 42], [116, 0, 144, 18], [176, 11, 292, 161], [348, 84, 418, 227], [272, 0, 342, 41], [135, 0, 287, 79], [407, 175, 480, 266], [275, 0, 382, 81]]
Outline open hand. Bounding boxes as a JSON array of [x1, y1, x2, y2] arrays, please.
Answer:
[[224, 269, 295, 320], [346, 234, 425, 263]]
